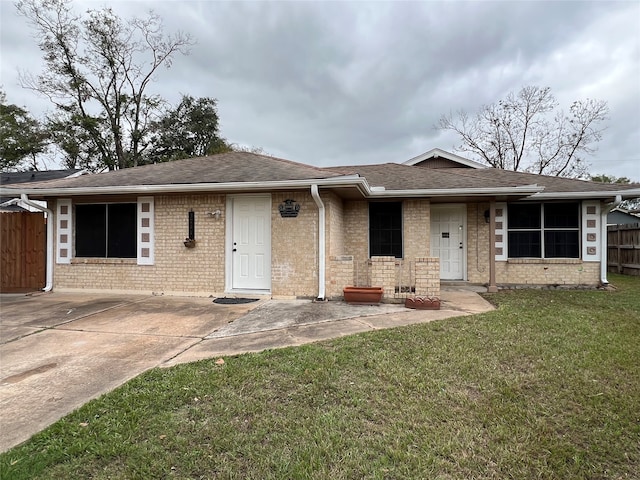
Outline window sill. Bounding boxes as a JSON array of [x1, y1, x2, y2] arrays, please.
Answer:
[[507, 258, 582, 264], [71, 258, 137, 265]]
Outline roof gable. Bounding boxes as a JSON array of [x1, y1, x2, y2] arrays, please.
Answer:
[[403, 148, 487, 169]]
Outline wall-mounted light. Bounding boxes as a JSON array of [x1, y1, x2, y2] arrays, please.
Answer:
[[484, 209, 491, 224], [206, 210, 222, 219]]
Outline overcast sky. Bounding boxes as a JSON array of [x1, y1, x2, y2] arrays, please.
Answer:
[[1, 0, 639, 179]]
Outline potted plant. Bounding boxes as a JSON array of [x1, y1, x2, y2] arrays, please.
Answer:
[[343, 286, 384, 305]]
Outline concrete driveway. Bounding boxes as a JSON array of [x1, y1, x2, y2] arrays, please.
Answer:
[[0, 293, 261, 452], [0, 289, 493, 452]]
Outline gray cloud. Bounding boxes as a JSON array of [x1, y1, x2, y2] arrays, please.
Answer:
[[1, 0, 638, 179]]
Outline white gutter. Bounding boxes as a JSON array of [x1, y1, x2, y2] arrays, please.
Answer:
[[310, 185, 326, 300], [600, 195, 622, 285], [531, 189, 640, 200], [0, 176, 369, 197], [20, 194, 53, 292], [0, 178, 547, 200], [366, 185, 543, 197]]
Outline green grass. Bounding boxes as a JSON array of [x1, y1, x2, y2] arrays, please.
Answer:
[[2, 274, 639, 479]]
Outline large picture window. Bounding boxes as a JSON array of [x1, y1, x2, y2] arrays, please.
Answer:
[[369, 202, 403, 258], [75, 203, 137, 258], [508, 202, 579, 258]]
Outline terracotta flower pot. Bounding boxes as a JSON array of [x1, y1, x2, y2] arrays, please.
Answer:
[[343, 286, 384, 305], [405, 296, 441, 310]]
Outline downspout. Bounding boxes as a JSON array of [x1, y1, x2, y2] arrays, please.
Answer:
[[310, 185, 326, 300], [600, 195, 622, 285], [20, 194, 53, 292]]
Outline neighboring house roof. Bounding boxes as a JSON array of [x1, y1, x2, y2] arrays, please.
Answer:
[[1, 152, 639, 202], [608, 207, 640, 225], [0, 169, 85, 211], [1, 169, 85, 186]]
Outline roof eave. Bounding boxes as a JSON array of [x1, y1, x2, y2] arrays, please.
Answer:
[[530, 189, 640, 200], [368, 185, 543, 198], [0, 175, 369, 197]]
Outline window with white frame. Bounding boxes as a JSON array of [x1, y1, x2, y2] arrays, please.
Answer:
[[75, 203, 137, 258], [507, 202, 580, 258]]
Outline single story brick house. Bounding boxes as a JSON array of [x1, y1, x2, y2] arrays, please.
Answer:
[[2, 149, 638, 300]]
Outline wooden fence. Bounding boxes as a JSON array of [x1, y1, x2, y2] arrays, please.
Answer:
[[1, 211, 46, 292], [607, 223, 640, 276]]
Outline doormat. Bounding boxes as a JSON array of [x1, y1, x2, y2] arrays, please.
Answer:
[[213, 297, 259, 305]]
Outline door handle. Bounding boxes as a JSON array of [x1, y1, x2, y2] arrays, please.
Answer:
[[459, 242, 463, 249], [233, 248, 237, 252]]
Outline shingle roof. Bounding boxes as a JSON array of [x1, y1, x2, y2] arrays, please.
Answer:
[[1, 152, 637, 199], [9, 153, 343, 190], [327, 163, 640, 195], [1, 169, 83, 186]]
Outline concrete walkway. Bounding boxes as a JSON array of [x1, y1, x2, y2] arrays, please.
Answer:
[[0, 288, 493, 452], [166, 288, 494, 365]]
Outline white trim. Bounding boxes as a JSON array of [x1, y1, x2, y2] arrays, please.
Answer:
[[495, 203, 507, 261], [56, 199, 72, 264], [531, 189, 640, 200], [368, 185, 543, 197], [0, 177, 545, 199], [0, 176, 367, 197], [310, 185, 326, 300], [582, 200, 601, 262], [137, 196, 154, 265], [403, 148, 488, 169]]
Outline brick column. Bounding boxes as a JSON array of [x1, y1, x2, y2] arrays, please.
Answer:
[[328, 255, 354, 299], [415, 257, 440, 298], [370, 256, 396, 301]]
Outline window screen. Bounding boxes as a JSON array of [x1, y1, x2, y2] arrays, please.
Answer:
[[369, 202, 403, 258], [75, 203, 137, 258], [507, 202, 580, 259]]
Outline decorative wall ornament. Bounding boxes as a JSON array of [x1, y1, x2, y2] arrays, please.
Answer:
[[279, 199, 300, 218]]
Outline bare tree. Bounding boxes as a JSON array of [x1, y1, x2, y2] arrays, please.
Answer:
[[437, 86, 609, 178], [17, 0, 192, 170]]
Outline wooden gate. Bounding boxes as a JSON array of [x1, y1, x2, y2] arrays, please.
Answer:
[[607, 223, 640, 276], [1, 211, 46, 292]]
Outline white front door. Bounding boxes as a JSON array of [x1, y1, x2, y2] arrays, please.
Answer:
[[230, 195, 271, 290], [430, 205, 466, 280]]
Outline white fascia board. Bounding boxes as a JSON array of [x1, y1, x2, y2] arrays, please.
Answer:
[[530, 188, 640, 200], [0, 175, 369, 197], [367, 184, 543, 197], [402, 148, 488, 169]]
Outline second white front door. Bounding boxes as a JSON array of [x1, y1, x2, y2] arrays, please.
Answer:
[[231, 195, 271, 291], [430, 205, 466, 280]]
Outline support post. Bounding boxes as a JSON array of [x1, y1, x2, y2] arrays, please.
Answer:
[[487, 200, 498, 293]]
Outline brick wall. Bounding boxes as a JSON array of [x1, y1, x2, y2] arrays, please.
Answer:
[[271, 191, 319, 298], [415, 257, 440, 298], [343, 200, 369, 273], [54, 194, 226, 295], [467, 202, 491, 283], [466, 201, 600, 286], [496, 260, 600, 286], [403, 199, 430, 260]]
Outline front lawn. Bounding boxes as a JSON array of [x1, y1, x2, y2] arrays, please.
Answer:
[[2, 274, 639, 479]]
